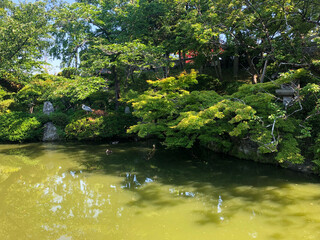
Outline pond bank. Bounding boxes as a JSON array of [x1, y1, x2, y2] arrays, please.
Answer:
[[206, 139, 316, 175], [0, 136, 317, 176]]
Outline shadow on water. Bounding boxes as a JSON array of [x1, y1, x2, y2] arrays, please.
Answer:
[[52, 143, 319, 216], [0, 143, 46, 159], [1, 141, 320, 228]]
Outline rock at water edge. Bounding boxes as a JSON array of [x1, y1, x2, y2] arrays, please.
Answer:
[[43, 122, 59, 141]]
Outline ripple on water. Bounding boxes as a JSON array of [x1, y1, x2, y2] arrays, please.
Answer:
[[0, 142, 319, 240]]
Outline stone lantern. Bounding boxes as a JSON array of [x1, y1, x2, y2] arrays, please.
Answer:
[[275, 81, 299, 107], [275, 87, 295, 107]]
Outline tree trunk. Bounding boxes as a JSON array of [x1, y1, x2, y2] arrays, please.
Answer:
[[182, 50, 186, 68], [75, 50, 78, 70], [213, 57, 223, 80], [178, 50, 183, 69], [29, 102, 35, 114], [260, 59, 268, 83], [233, 46, 239, 80], [253, 74, 258, 84], [246, 53, 259, 84], [217, 58, 223, 80], [213, 60, 219, 79], [165, 51, 170, 77]]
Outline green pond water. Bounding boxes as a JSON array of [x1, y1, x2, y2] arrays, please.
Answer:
[[0, 142, 320, 240]]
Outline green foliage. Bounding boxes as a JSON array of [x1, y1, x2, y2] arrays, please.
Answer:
[[312, 135, 320, 174], [276, 134, 304, 164], [0, 86, 8, 100], [65, 117, 103, 141], [14, 85, 42, 111], [312, 159, 320, 174], [58, 67, 78, 78], [129, 70, 199, 123], [129, 71, 257, 149], [147, 70, 198, 91], [299, 79, 320, 135], [36, 114, 50, 125], [0, 99, 14, 113], [0, 112, 42, 142], [50, 112, 69, 127], [86, 40, 166, 72], [65, 113, 136, 141], [0, 0, 319, 171], [50, 2, 95, 68], [0, 0, 51, 75], [128, 68, 319, 166], [233, 69, 311, 98], [8, 74, 55, 112], [227, 69, 319, 165], [188, 74, 222, 92], [46, 75, 107, 104], [166, 99, 256, 149], [311, 60, 320, 74]]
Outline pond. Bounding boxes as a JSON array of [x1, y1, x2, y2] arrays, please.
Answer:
[[0, 142, 319, 240]]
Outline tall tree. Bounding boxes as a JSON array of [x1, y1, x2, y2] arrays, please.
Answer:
[[0, 0, 52, 75], [50, 1, 95, 69], [212, 0, 320, 83]]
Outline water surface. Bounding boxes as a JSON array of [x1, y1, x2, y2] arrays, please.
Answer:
[[0, 142, 319, 240]]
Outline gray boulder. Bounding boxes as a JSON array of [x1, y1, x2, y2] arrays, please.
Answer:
[[43, 101, 54, 115], [124, 106, 131, 114], [43, 122, 59, 141]]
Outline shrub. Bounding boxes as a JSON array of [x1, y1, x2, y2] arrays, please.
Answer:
[[36, 113, 50, 124], [0, 86, 8, 100], [0, 112, 42, 142], [99, 113, 137, 138], [65, 112, 136, 141], [128, 69, 313, 165], [0, 99, 14, 113], [188, 74, 222, 92], [50, 112, 69, 126], [65, 116, 104, 140], [36, 112, 69, 127]]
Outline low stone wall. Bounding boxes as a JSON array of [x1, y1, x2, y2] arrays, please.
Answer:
[[207, 139, 275, 163]]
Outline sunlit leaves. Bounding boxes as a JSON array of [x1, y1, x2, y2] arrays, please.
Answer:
[[50, 1, 97, 68], [89, 40, 165, 71], [50, 76, 106, 102], [147, 70, 198, 91], [0, 112, 42, 142], [0, 1, 51, 74], [129, 72, 257, 148], [275, 134, 304, 164]]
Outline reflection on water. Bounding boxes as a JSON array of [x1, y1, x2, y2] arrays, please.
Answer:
[[0, 142, 320, 240]]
